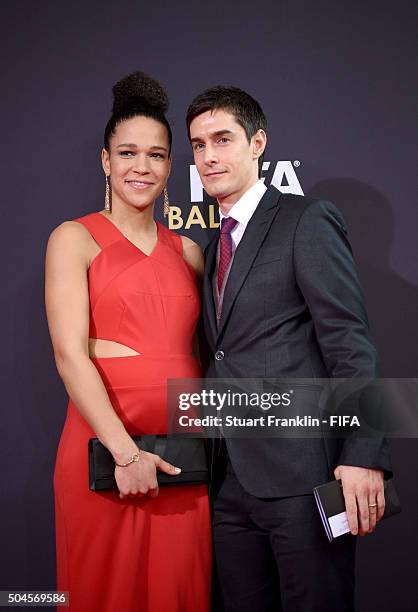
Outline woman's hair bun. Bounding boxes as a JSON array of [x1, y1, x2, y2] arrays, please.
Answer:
[[112, 71, 169, 116]]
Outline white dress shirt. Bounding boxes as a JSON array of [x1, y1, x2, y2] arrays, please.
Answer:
[[219, 179, 267, 252]]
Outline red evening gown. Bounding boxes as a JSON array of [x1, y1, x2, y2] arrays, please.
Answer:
[[54, 212, 211, 612]]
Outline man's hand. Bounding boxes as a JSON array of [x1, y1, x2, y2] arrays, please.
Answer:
[[334, 465, 385, 536]]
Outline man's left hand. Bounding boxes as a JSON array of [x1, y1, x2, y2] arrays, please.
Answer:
[[334, 465, 385, 536]]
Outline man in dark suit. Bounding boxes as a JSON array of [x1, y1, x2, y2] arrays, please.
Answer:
[[186, 86, 391, 611]]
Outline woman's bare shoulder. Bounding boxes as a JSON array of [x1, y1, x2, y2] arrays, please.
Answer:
[[48, 220, 89, 241], [47, 221, 97, 265], [180, 235, 204, 278]]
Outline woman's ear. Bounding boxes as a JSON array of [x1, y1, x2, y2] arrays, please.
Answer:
[[101, 148, 110, 176]]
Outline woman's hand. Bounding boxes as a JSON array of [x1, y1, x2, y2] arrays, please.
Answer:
[[115, 451, 181, 499]]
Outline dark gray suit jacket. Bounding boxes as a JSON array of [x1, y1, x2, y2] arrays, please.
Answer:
[[203, 186, 391, 497]]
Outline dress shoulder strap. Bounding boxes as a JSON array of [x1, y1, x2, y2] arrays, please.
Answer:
[[74, 212, 122, 249], [157, 222, 183, 256]]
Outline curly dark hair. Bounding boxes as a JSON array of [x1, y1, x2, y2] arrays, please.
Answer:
[[104, 71, 172, 154], [186, 86, 267, 177]]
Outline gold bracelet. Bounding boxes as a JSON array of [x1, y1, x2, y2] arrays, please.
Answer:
[[115, 452, 141, 467]]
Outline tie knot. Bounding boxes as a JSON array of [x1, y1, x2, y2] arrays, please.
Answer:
[[220, 217, 237, 235]]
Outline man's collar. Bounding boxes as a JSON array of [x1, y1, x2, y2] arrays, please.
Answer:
[[219, 180, 267, 225]]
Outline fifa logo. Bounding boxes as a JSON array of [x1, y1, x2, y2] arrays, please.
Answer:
[[168, 161, 304, 230]]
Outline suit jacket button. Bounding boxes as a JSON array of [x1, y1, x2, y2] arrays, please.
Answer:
[[215, 350, 225, 361]]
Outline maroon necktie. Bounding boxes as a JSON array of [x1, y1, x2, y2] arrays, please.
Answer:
[[218, 217, 238, 293]]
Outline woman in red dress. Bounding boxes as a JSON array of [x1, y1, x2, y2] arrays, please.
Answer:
[[45, 72, 211, 612]]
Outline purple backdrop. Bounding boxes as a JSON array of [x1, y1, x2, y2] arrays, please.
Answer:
[[1, 1, 417, 610]]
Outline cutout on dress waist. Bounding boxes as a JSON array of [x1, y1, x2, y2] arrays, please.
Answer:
[[88, 338, 142, 358]]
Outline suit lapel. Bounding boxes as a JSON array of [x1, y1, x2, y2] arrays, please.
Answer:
[[203, 235, 218, 345], [218, 186, 282, 338]]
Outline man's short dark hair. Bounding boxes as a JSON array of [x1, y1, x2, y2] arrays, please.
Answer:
[[186, 86, 267, 177]]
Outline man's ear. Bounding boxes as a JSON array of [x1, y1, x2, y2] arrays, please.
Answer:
[[101, 148, 110, 176], [252, 129, 267, 160]]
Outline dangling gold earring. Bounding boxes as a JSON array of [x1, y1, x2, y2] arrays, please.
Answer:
[[105, 175, 111, 212], [163, 186, 170, 218]]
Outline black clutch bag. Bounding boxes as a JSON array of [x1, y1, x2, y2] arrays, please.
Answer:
[[314, 478, 401, 541], [88, 435, 209, 491]]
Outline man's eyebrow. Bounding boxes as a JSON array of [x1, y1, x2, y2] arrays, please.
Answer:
[[190, 129, 234, 143], [212, 130, 234, 137]]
